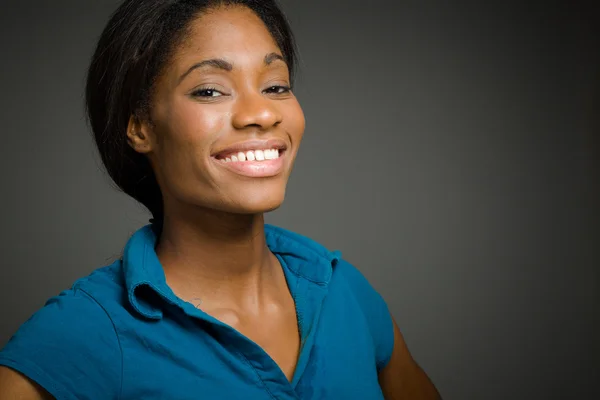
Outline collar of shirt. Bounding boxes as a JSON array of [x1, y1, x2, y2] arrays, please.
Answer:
[[122, 223, 341, 321]]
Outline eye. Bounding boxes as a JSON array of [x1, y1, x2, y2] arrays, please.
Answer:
[[264, 85, 291, 95], [191, 87, 224, 98]]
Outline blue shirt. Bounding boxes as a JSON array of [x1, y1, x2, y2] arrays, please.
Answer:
[[0, 224, 394, 399]]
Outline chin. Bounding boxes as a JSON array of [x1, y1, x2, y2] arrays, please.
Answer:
[[239, 197, 285, 215], [229, 187, 286, 215]]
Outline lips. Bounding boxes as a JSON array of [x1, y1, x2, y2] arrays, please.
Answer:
[[211, 138, 288, 178], [212, 138, 287, 160]]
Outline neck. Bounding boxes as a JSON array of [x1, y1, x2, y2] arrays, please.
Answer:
[[155, 207, 281, 310]]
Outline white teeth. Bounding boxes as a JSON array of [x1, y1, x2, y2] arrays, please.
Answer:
[[263, 149, 279, 160], [220, 148, 280, 162]]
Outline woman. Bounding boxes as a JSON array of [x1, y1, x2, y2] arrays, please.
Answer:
[[0, 0, 440, 398]]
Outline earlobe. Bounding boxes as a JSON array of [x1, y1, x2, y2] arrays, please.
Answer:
[[126, 115, 153, 154]]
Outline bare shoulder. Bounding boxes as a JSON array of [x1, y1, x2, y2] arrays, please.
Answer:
[[378, 317, 442, 400], [0, 366, 53, 400]]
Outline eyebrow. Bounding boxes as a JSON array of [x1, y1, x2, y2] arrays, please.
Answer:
[[264, 52, 285, 65], [178, 52, 286, 83]]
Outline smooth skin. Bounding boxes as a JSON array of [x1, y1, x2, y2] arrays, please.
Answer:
[[0, 5, 440, 399]]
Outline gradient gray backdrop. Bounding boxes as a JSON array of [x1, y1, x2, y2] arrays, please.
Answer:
[[1, 1, 598, 399]]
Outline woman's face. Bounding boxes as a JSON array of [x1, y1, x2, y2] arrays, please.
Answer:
[[131, 6, 305, 217]]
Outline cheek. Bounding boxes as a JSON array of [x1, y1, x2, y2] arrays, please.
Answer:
[[166, 100, 228, 147], [153, 100, 229, 186], [285, 100, 306, 144]]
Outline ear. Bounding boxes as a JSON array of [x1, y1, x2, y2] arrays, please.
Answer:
[[126, 115, 154, 154]]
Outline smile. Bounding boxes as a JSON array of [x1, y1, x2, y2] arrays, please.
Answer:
[[216, 148, 281, 163], [211, 139, 287, 178]]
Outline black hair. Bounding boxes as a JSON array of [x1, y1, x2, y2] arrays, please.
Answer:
[[85, 0, 298, 231]]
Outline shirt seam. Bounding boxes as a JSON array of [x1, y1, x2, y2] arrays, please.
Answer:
[[339, 262, 392, 373], [276, 252, 329, 286], [76, 287, 124, 400], [265, 227, 332, 261], [266, 228, 336, 283], [235, 350, 278, 400]]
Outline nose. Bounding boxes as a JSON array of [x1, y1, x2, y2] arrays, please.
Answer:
[[231, 91, 282, 130]]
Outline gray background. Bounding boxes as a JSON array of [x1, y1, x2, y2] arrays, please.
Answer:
[[1, 1, 598, 399]]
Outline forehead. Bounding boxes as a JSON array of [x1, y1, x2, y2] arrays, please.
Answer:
[[177, 5, 281, 61]]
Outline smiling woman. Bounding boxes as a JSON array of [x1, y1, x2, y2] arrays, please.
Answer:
[[0, 1, 439, 399]]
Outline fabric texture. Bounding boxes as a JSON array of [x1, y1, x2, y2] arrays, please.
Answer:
[[0, 224, 394, 399]]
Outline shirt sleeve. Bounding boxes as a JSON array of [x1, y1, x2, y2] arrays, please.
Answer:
[[336, 259, 395, 371], [0, 287, 122, 400]]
